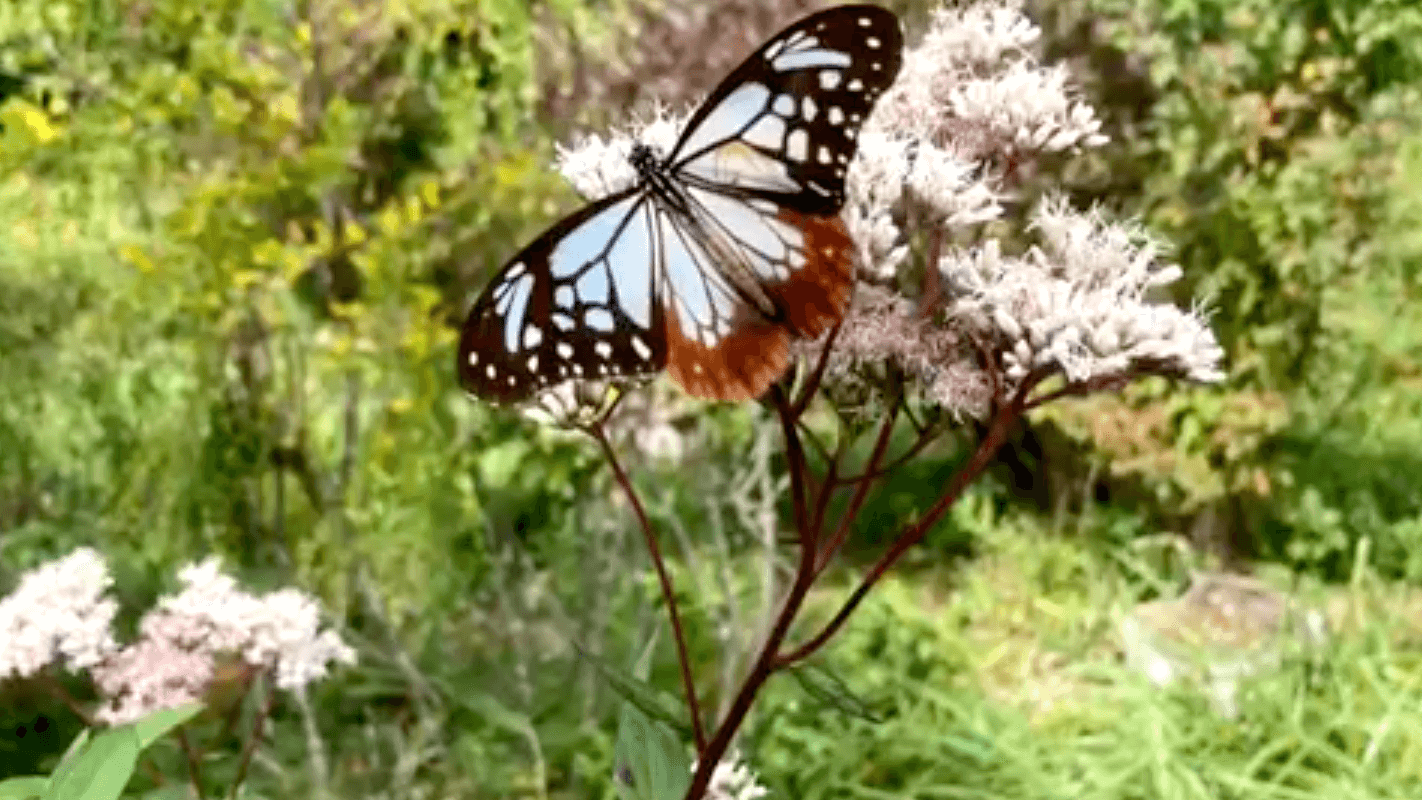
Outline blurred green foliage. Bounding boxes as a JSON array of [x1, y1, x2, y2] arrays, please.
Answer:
[[1, 0, 1421, 796], [1033, 0, 1422, 578]]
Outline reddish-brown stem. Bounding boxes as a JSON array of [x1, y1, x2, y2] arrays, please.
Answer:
[[775, 387, 1027, 667], [806, 440, 843, 547], [790, 317, 846, 419], [833, 423, 939, 484], [770, 387, 812, 546], [592, 426, 708, 753], [1024, 371, 1133, 410], [814, 400, 901, 576], [227, 677, 277, 800], [178, 728, 208, 800], [684, 393, 821, 799], [919, 226, 944, 317]]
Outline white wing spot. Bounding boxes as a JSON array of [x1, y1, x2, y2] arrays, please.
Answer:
[[802, 96, 817, 121], [594, 341, 613, 359], [817, 145, 832, 164], [865, 36, 881, 49], [557, 342, 574, 359], [692, 363, 705, 375], [631, 335, 652, 361], [523, 325, 543, 349], [846, 128, 858, 141], [552, 313, 575, 331], [507, 376, 516, 386], [818, 70, 842, 90], [744, 114, 787, 150], [773, 93, 795, 116], [871, 61, 882, 71], [585, 307, 615, 331], [526, 354, 539, 372], [858, 16, 873, 27], [571, 364, 582, 376], [504, 262, 526, 280], [485, 364, 496, 379], [467, 351, 479, 367], [848, 78, 864, 92], [828, 106, 844, 126], [786, 128, 808, 162], [749, 198, 778, 214]]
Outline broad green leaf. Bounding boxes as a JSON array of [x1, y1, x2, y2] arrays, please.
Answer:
[[0, 777, 49, 800], [45, 726, 139, 800], [612, 702, 690, 800], [573, 644, 690, 735], [43, 730, 91, 796], [132, 703, 203, 749]]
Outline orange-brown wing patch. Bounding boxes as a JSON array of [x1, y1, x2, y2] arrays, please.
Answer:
[[665, 305, 791, 401], [664, 210, 854, 401], [759, 210, 855, 338]]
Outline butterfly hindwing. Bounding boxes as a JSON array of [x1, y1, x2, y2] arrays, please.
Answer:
[[669, 4, 903, 215], [659, 202, 854, 401], [458, 190, 667, 403]]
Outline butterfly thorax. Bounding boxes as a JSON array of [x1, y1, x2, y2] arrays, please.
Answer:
[[629, 143, 693, 216]]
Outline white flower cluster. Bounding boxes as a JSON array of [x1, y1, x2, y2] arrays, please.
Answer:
[[842, 131, 1002, 283], [940, 199, 1224, 384], [0, 547, 118, 679], [871, 0, 1106, 154], [694, 751, 770, 800], [555, 104, 687, 201], [93, 557, 357, 725], [0, 547, 355, 726], [536, 0, 1221, 412]]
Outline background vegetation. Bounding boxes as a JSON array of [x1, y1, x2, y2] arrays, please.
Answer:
[[0, 0, 1419, 797]]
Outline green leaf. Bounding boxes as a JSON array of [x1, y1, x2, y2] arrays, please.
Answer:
[[45, 726, 139, 800], [0, 777, 49, 800], [132, 703, 203, 749], [573, 644, 690, 736], [43, 730, 91, 797], [612, 702, 690, 800], [788, 661, 886, 723], [445, 685, 532, 736]]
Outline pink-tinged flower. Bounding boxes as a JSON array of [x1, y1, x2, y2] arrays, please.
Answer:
[[0, 547, 118, 680], [91, 633, 215, 726], [93, 556, 354, 725]]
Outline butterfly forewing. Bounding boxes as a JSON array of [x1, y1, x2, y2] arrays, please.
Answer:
[[669, 4, 903, 214], [458, 191, 667, 403]]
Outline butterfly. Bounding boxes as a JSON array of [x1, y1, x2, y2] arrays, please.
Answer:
[[458, 4, 903, 404]]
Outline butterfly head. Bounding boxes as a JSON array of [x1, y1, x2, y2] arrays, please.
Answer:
[[629, 143, 663, 180]]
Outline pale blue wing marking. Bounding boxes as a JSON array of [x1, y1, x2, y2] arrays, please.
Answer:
[[548, 194, 644, 279], [599, 200, 656, 328], [499, 273, 534, 352], [675, 145, 801, 194], [671, 83, 771, 165], [683, 186, 805, 285], [770, 47, 852, 72], [656, 206, 741, 345], [574, 257, 610, 306]]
